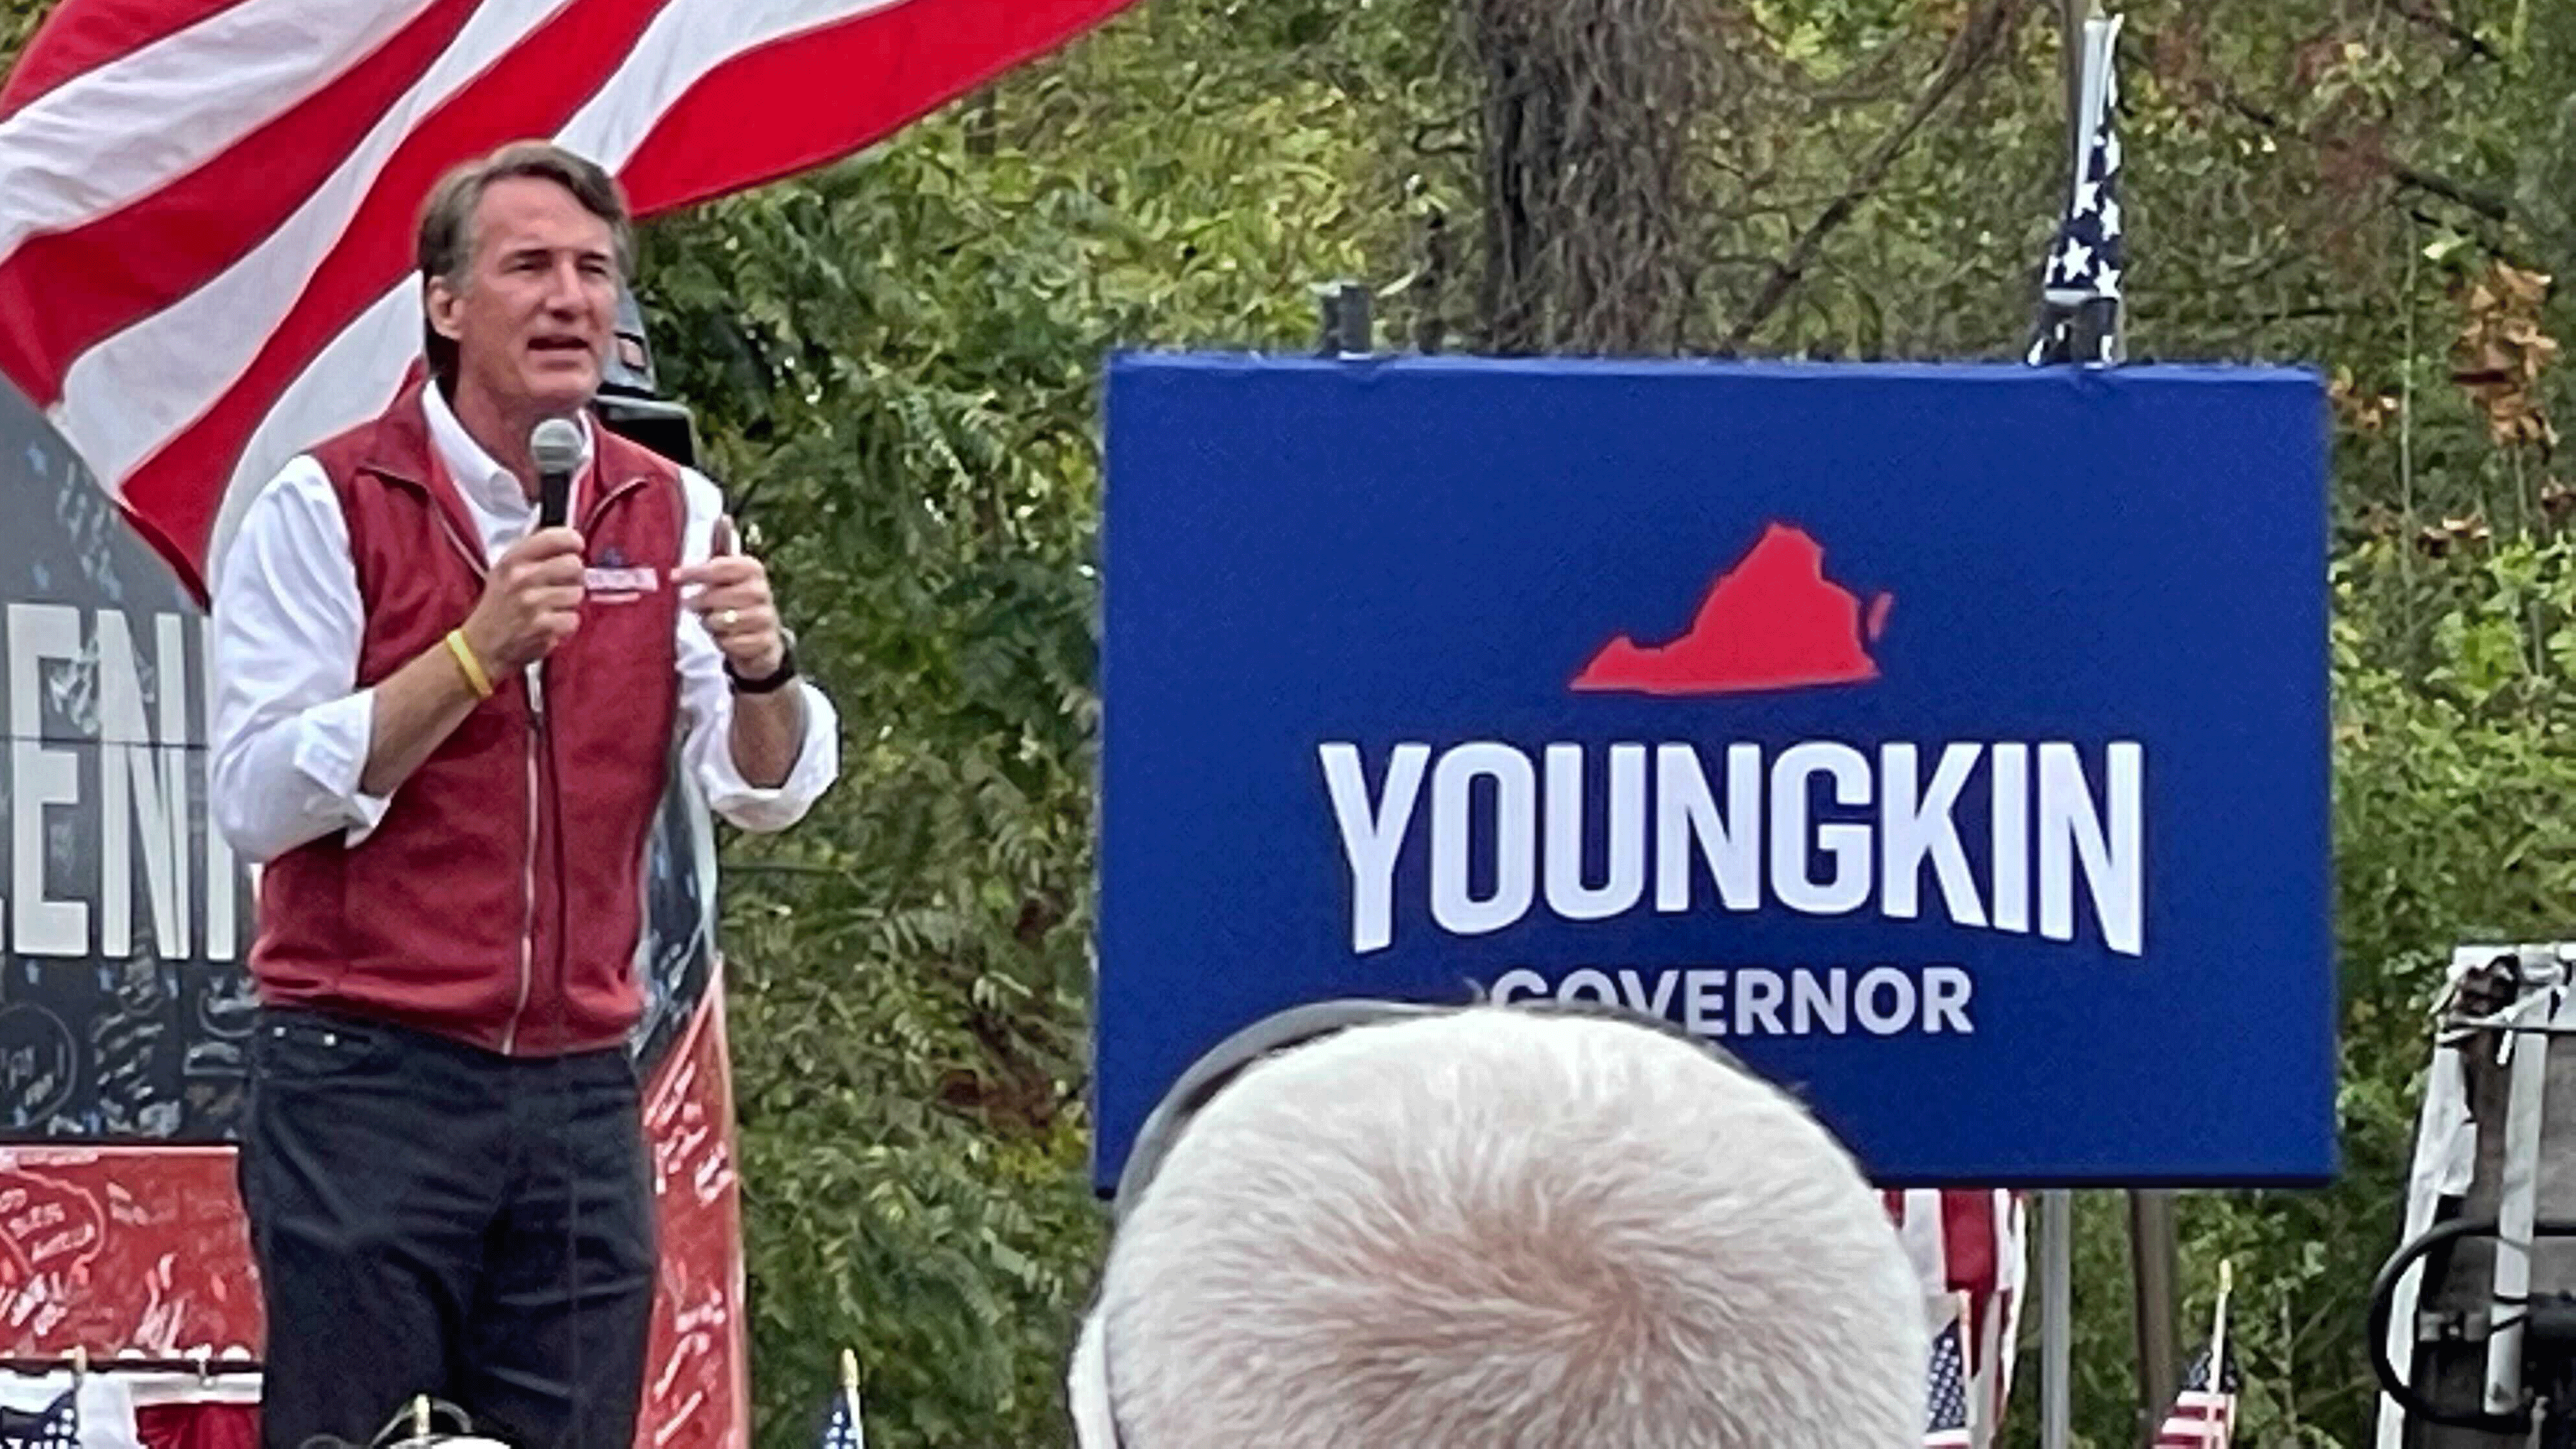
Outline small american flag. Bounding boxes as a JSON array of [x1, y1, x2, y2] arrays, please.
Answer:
[[820, 1394, 863, 1449], [0, 1388, 77, 1449], [1886, 1189, 2026, 1437], [1924, 1317, 1973, 1448], [2027, 12, 2128, 366], [822, 1348, 866, 1449], [2153, 1339, 2242, 1447]]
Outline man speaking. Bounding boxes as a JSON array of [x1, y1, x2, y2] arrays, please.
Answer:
[[208, 141, 839, 1449]]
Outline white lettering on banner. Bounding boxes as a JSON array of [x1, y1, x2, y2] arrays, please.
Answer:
[[1771, 742, 1872, 915], [0, 604, 251, 964], [1322, 739, 2146, 957], [1990, 742, 2029, 934], [98, 611, 190, 959], [202, 614, 238, 962], [12, 603, 88, 958], [1428, 742, 1535, 937], [1545, 743, 1645, 920], [1655, 742, 1759, 912], [1487, 964, 1978, 1040], [1320, 743, 1424, 955], [1881, 742, 1985, 928]]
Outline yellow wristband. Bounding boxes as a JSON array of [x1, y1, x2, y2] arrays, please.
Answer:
[[444, 628, 495, 699]]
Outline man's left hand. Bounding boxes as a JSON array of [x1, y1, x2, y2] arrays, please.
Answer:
[[676, 515, 785, 678]]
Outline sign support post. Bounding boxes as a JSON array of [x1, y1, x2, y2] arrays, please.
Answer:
[[2128, 1190, 2181, 1446], [2042, 1189, 2072, 1449]]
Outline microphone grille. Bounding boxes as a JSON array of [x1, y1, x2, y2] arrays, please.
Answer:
[[530, 417, 584, 476]]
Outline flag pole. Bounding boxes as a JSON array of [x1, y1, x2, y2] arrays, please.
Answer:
[[2041, 3, 2108, 1431], [2041, 1190, 2072, 1449], [2034, 5, 2088, 1429], [2129, 1191, 2181, 1448], [840, 1347, 865, 1448], [2058, 0, 2090, 186], [2209, 1260, 2233, 1402], [2068, 9, 2162, 1416]]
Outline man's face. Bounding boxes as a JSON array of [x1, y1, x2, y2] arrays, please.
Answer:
[[426, 175, 617, 424]]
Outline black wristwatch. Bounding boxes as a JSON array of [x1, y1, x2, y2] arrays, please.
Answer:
[[726, 628, 799, 694]]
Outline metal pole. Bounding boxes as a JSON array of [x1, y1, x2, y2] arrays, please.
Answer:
[[1315, 280, 1372, 357], [2486, 979, 2566, 1416], [2058, 0, 2087, 173], [2041, 1190, 2072, 1449], [2128, 1190, 2181, 1448], [2037, 13, 2098, 1442]]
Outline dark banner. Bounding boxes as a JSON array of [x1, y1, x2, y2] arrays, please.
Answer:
[[0, 375, 252, 1141]]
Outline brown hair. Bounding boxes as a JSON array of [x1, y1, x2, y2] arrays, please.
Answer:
[[415, 141, 633, 386]]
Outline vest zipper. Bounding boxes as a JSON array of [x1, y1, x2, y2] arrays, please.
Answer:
[[507, 688, 542, 1055], [423, 504, 543, 1055], [427, 471, 653, 1057]]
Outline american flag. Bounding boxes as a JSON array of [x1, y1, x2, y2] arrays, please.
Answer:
[[1886, 1188, 2027, 1439], [2026, 11, 2127, 366], [0, 1388, 77, 1449], [820, 1392, 863, 1449], [0, 0, 1143, 603], [823, 1348, 866, 1449], [2152, 1340, 2242, 1448], [1923, 1317, 1973, 1448]]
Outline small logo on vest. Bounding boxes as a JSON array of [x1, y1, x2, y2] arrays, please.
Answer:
[[585, 547, 658, 603]]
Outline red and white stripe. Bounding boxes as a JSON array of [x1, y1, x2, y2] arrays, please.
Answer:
[[2153, 1389, 2234, 1448], [1888, 1188, 2028, 1439], [0, 0, 1141, 599]]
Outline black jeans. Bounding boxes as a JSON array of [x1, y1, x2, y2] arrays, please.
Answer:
[[238, 1007, 656, 1449]]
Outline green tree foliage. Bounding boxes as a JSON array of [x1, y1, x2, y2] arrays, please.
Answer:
[[14, 0, 2576, 1442]]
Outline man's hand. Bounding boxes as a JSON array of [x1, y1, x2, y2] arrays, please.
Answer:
[[676, 516, 784, 678], [678, 515, 803, 790], [364, 526, 582, 796], [461, 527, 586, 673]]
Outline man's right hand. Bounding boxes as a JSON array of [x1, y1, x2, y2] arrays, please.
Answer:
[[460, 527, 586, 675]]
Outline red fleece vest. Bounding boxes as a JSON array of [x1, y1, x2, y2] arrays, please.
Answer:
[[250, 383, 686, 1055]]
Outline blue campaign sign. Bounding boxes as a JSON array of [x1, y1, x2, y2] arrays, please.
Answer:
[[1095, 353, 2335, 1189]]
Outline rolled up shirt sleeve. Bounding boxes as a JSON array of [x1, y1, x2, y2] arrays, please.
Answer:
[[208, 458, 396, 863], [674, 468, 840, 832]]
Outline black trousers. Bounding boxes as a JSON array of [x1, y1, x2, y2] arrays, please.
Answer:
[[238, 1007, 657, 1449]]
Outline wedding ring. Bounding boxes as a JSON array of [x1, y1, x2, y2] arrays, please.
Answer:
[[718, 608, 740, 630]]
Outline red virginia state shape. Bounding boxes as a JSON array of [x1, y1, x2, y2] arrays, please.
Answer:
[[1574, 522, 1890, 695]]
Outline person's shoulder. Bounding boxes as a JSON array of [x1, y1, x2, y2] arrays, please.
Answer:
[[210, 452, 348, 604], [244, 452, 338, 514], [595, 425, 719, 507], [308, 390, 418, 472], [674, 463, 725, 519]]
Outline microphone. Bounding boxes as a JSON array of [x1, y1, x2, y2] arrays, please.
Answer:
[[531, 416, 583, 531], [526, 417, 584, 714]]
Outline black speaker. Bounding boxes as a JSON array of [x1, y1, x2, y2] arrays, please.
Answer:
[[594, 288, 700, 468]]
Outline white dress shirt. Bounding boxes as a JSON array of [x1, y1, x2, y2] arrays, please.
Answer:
[[208, 385, 839, 864]]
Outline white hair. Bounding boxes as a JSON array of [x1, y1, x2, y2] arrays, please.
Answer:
[[1091, 1009, 1927, 1449]]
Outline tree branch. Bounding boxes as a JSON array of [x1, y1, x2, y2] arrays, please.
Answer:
[[2244, 304, 2352, 325], [2217, 87, 2511, 221], [2383, 0, 2499, 62], [1721, 0, 2037, 350]]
